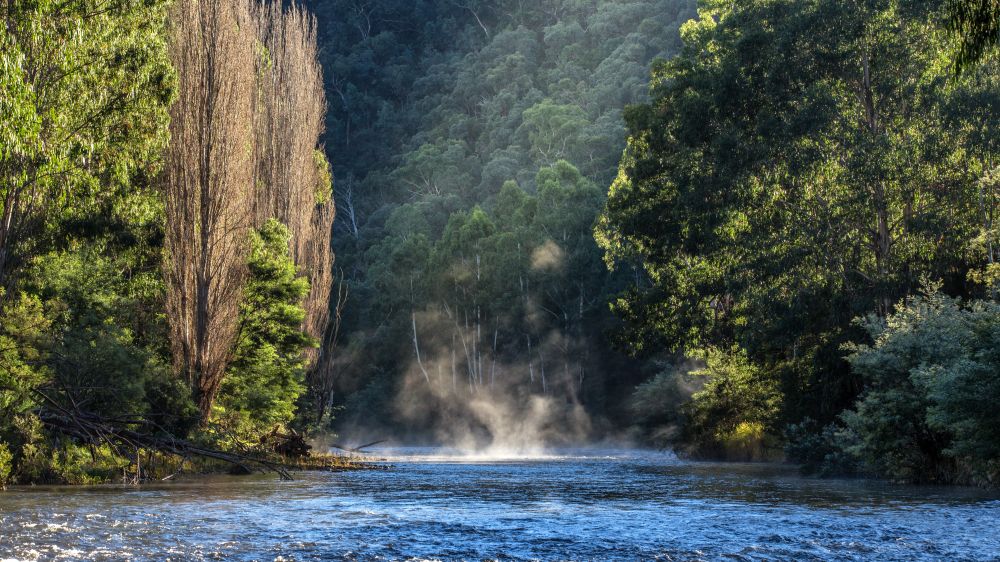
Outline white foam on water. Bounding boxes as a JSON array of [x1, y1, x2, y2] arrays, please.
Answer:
[[53, 548, 84, 559], [2, 549, 41, 562]]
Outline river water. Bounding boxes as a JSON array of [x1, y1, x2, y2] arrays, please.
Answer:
[[1, 447, 999, 561]]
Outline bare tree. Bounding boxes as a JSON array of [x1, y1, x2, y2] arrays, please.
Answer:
[[251, 1, 335, 365], [309, 272, 349, 422], [334, 174, 361, 241], [450, 1, 490, 38], [164, 0, 333, 421], [164, 0, 257, 420]]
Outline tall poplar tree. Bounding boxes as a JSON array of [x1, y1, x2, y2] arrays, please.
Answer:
[[164, 0, 257, 419]]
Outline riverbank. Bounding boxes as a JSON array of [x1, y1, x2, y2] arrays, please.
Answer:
[[0, 445, 375, 489]]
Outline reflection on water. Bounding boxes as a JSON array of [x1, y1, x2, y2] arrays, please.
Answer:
[[1, 447, 999, 561]]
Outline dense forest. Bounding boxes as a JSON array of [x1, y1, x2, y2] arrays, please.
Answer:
[[306, 0, 697, 442], [307, 0, 1000, 485], [1, 0, 999, 489]]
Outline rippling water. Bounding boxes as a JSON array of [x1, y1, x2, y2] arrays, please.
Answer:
[[2, 447, 999, 561]]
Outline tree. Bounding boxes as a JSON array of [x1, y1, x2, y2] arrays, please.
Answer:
[[217, 220, 316, 434], [252, 2, 335, 367], [164, 0, 257, 420], [312, 0, 695, 434], [28, 246, 164, 420], [519, 100, 591, 164], [395, 141, 475, 198], [683, 348, 783, 461], [596, 0, 996, 433], [843, 288, 1000, 484], [0, 0, 173, 306], [948, 0, 1000, 72], [529, 161, 606, 396], [0, 0, 337, 482]]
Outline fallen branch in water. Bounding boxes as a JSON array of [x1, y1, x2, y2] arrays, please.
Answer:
[[329, 439, 385, 454], [261, 428, 312, 458]]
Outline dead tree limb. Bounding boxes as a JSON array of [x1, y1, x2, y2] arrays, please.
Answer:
[[329, 440, 385, 454]]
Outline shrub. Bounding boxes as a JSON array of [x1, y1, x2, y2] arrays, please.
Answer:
[[0, 443, 12, 489], [215, 220, 314, 441], [629, 365, 700, 445], [682, 347, 783, 461], [843, 288, 1000, 485], [784, 418, 860, 477]]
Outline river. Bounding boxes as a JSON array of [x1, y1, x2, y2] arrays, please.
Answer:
[[1, 447, 999, 561]]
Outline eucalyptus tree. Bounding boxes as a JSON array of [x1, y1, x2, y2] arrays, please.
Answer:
[[308, 0, 695, 432], [948, 0, 1000, 72], [0, 0, 174, 304]]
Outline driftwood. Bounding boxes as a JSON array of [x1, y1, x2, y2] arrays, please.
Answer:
[[34, 390, 294, 481], [329, 439, 385, 454], [261, 428, 312, 458]]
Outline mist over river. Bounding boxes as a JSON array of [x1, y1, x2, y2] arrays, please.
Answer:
[[2, 447, 999, 561]]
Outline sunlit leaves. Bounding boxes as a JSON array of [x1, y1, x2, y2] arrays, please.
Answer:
[[0, 0, 174, 287]]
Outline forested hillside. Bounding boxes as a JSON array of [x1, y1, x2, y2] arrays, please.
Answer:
[[305, 0, 696, 439], [2, 0, 998, 490]]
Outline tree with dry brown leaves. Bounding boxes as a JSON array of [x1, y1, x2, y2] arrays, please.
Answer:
[[164, 0, 257, 420], [165, 0, 335, 423], [251, 1, 336, 373]]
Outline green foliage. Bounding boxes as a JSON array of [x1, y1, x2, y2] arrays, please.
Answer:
[[948, 0, 1000, 72], [0, 0, 183, 484], [315, 0, 695, 431], [629, 365, 697, 444], [27, 245, 163, 418], [216, 220, 315, 437], [143, 370, 201, 438], [0, 0, 174, 288], [682, 348, 783, 461], [0, 293, 52, 479], [2, 0, 995, 488], [0, 228, 188, 483], [520, 100, 593, 164], [0, 0, 338, 483], [784, 419, 861, 478], [596, 0, 1000, 470], [0, 293, 51, 407], [0, 410, 119, 486], [843, 289, 1000, 485], [314, 149, 333, 205], [0, 443, 12, 489]]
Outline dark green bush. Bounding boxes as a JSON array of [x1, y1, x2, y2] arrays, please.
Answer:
[[841, 289, 1000, 485]]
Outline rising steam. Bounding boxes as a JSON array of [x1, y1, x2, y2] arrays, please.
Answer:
[[397, 285, 594, 454]]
